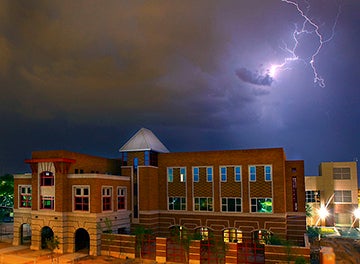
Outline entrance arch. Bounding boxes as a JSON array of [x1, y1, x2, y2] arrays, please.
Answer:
[[75, 228, 90, 253], [20, 223, 31, 245], [41, 226, 54, 249]]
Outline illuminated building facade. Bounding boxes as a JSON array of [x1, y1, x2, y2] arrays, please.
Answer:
[[305, 161, 359, 227], [13, 128, 307, 256]]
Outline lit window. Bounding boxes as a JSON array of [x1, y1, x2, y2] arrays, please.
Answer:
[[265, 165, 272, 181], [235, 166, 241, 182], [117, 187, 126, 210], [251, 198, 272, 213], [168, 197, 186, 210], [223, 228, 242, 243], [180, 167, 186, 182], [207, 167, 213, 182], [193, 167, 199, 182], [40, 196, 54, 210], [102, 187, 112, 211], [19, 185, 32, 208], [222, 197, 242, 212], [249, 166, 256, 181], [74, 186, 89, 211], [306, 190, 320, 203], [220, 167, 227, 182], [194, 197, 213, 211], [167, 168, 173, 182], [40, 171, 54, 186], [197, 227, 209, 241]]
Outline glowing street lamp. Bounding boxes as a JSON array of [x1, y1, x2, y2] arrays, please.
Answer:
[[315, 205, 329, 226], [353, 208, 360, 219]]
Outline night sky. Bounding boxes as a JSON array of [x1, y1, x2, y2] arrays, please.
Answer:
[[1, 0, 359, 178]]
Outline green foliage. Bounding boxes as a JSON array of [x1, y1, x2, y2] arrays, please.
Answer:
[[295, 256, 307, 264], [306, 226, 320, 242], [0, 174, 14, 208], [305, 203, 313, 217], [46, 235, 60, 251]]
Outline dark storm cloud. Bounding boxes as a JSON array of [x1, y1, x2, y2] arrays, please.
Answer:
[[235, 67, 274, 86], [0, 0, 359, 178]]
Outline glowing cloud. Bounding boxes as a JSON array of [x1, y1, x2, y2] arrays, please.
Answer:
[[235, 67, 273, 86]]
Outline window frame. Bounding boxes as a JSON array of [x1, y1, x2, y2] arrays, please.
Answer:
[[40, 196, 54, 210], [250, 197, 273, 213], [193, 167, 199, 182], [168, 196, 186, 211], [207, 167, 213, 182], [40, 171, 54, 186], [167, 168, 173, 182], [180, 167, 186, 182], [235, 166, 242, 182], [249, 166, 256, 182], [117, 187, 127, 210], [333, 168, 351, 180], [19, 185, 32, 208], [221, 197, 242, 212], [265, 165, 272, 181], [334, 190, 352, 203], [194, 197, 213, 211], [102, 186, 113, 212], [73, 186, 90, 212], [220, 166, 227, 182]]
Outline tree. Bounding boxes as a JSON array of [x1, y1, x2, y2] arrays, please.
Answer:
[[46, 235, 60, 264], [0, 174, 14, 208], [134, 225, 153, 261]]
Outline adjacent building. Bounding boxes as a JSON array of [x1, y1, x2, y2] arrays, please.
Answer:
[[305, 161, 358, 227], [13, 128, 307, 256]]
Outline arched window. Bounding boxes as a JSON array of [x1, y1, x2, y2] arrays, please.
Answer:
[[223, 228, 242, 243], [40, 171, 54, 186]]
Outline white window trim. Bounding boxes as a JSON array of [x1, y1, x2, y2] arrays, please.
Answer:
[[102, 186, 113, 212], [72, 185, 90, 212], [117, 186, 127, 211]]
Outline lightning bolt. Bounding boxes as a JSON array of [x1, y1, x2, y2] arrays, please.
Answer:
[[271, 0, 341, 87]]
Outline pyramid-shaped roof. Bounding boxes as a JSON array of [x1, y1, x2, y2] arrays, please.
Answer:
[[119, 128, 170, 153]]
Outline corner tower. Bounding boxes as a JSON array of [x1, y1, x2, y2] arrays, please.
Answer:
[[119, 128, 169, 225]]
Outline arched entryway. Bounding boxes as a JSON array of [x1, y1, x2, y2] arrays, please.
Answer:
[[75, 228, 90, 253], [20, 223, 31, 245], [41, 226, 54, 249]]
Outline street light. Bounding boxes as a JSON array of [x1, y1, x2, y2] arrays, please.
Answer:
[[315, 205, 329, 226]]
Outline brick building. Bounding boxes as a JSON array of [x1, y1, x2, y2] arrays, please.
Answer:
[[305, 161, 358, 227], [13, 128, 306, 256]]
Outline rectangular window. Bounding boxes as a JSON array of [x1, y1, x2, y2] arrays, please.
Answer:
[[333, 168, 351, 179], [220, 167, 227, 182], [74, 186, 89, 211], [167, 168, 173, 182], [193, 167, 199, 182], [40, 196, 54, 210], [207, 167, 213, 182], [117, 187, 126, 210], [180, 167, 186, 182], [222, 197, 242, 212], [40, 171, 54, 186], [102, 187, 112, 211], [235, 166, 241, 182], [249, 166, 256, 181], [168, 197, 186, 210], [144, 151, 150, 166], [194, 197, 213, 211], [305, 190, 320, 203], [250, 198, 272, 213], [334, 190, 352, 203], [19, 186, 32, 208], [265, 165, 272, 181]]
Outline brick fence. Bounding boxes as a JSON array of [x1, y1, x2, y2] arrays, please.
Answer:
[[101, 234, 311, 263]]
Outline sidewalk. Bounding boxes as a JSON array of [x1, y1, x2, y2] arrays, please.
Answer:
[[0, 243, 87, 264]]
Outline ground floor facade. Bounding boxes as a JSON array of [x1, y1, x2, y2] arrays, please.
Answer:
[[12, 209, 131, 255], [133, 210, 306, 246]]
